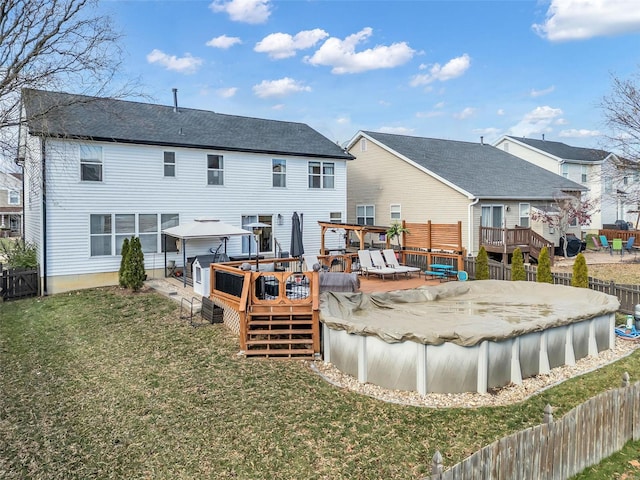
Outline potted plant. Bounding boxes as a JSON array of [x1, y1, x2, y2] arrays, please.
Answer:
[[386, 222, 409, 253]]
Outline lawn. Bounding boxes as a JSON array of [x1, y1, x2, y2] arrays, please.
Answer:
[[1, 286, 640, 479]]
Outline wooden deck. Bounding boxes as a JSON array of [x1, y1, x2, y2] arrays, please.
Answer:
[[358, 273, 446, 293]]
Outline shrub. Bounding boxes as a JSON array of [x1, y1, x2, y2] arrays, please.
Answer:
[[476, 246, 490, 280], [536, 246, 553, 284], [122, 236, 145, 291], [0, 240, 38, 269], [511, 247, 526, 281], [118, 237, 130, 287], [571, 253, 589, 288]]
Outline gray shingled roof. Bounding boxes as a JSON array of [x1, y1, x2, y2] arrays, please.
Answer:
[[22, 89, 353, 160], [506, 136, 610, 162], [363, 131, 586, 198]]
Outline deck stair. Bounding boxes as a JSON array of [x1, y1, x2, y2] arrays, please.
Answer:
[[245, 304, 315, 358]]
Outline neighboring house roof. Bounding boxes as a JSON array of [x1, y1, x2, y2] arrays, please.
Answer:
[[22, 89, 354, 160], [355, 131, 586, 199], [502, 136, 611, 163]]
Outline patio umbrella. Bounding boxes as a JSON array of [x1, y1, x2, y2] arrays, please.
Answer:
[[290, 212, 305, 263]]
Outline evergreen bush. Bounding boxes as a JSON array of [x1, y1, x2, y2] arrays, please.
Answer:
[[571, 253, 589, 288], [536, 246, 553, 284], [476, 246, 490, 280], [122, 236, 145, 291], [511, 247, 526, 281], [118, 237, 130, 287]]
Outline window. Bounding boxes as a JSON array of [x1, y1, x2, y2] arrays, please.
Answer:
[[139, 214, 158, 253], [581, 165, 588, 183], [115, 214, 135, 255], [80, 145, 103, 182], [308, 161, 335, 189], [519, 203, 530, 227], [356, 205, 375, 225], [360, 138, 367, 152], [272, 159, 286, 187], [207, 154, 224, 185], [161, 214, 179, 252], [8, 190, 19, 205], [90, 214, 112, 256], [164, 152, 176, 177], [561, 164, 568, 178], [481, 205, 503, 228], [90, 213, 178, 257], [624, 176, 629, 186], [390, 204, 401, 221], [604, 178, 613, 193], [329, 212, 342, 223]]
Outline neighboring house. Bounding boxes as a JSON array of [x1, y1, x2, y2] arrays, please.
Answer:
[[0, 170, 22, 237], [20, 89, 353, 294], [493, 135, 631, 231], [346, 131, 586, 257]]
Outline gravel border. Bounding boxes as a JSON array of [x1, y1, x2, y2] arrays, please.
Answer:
[[309, 337, 640, 408]]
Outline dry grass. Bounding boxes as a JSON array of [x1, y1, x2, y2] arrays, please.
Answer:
[[2, 283, 640, 479]]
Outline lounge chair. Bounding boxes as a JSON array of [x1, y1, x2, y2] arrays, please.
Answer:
[[370, 250, 410, 277], [599, 235, 612, 253], [381, 249, 421, 277], [357, 250, 397, 280], [624, 236, 636, 255], [590, 236, 601, 251], [302, 254, 328, 272]]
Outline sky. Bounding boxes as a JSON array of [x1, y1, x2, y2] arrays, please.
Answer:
[[68, 0, 640, 149]]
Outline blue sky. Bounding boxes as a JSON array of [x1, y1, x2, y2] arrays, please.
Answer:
[[101, 0, 640, 149]]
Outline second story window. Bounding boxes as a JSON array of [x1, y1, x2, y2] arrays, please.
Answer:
[[561, 163, 568, 178], [308, 161, 335, 189], [80, 145, 103, 182], [581, 165, 588, 183], [390, 204, 401, 221], [272, 159, 286, 187], [207, 154, 224, 186], [164, 152, 176, 177], [8, 190, 19, 205]]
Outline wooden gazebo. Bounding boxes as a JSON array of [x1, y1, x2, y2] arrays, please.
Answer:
[[317, 221, 390, 255]]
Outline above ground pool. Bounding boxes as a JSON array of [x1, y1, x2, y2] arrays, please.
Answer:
[[319, 280, 620, 394]]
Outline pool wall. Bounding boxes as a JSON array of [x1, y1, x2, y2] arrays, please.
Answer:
[[322, 313, 616, 394]]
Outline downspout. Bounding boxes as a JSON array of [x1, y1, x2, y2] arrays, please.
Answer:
[[41, 138, 48, 295], [467, 197, 480, 255]]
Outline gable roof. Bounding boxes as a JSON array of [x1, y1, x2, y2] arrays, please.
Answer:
[[503, 136, 611, 163], [357, 131, 586, 199], [22, 89, 353, 160]]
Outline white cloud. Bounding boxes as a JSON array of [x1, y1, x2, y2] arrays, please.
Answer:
[[252, 77, 311, 98], [533, 0, 640, 41], [497, 109, 505, 116], [209, 0, 271, 24], [217, 87, 238, 98], [555, 118, 568, 125], [410, 54, 471, 87], [415, 110, 444, 119], [305, 27, 415, 74], [255, 29, 329, 59], [271, 104, 285, 110], [508, 105, 563, 137], [336, 116, 350, 125], [206, 35, 242, 49], [379, 126, 414, 135], [530, 85, 555, 97], [146, 49, 203, 74], [559, 128, 602, 138], [453, 107, 476, 120], [473, 127, 501, 137]]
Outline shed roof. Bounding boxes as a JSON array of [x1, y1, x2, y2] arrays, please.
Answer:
[[22, 89, 354, 160], [359, 131, 586, 199], [162, 219, 251, 240]]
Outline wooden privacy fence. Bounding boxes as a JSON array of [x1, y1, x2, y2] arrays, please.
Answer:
[[463, 258, 640, 315], [428, 375, 640, 480], [1, 266, 39, 301]]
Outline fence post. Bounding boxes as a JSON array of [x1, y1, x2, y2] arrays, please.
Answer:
[[622, 372, 630, 388], [431, 450, 443, 478], [543, 404, 553, 424]]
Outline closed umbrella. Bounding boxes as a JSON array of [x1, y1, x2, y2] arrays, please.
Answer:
[[290, 212, 305, 261]]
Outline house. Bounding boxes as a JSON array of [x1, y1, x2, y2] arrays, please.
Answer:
[[493, 135, 632, 231], [20, 88, 353, 294], [346, 131, 586, 257], [0, 170, 22, 237]]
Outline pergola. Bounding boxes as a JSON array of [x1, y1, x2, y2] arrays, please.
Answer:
[[318, 221, 390, 254]]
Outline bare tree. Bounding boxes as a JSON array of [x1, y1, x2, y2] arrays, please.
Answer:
[[531, 192, 598, 258], [0, 0, 137, 167], [600, 71, 640, 213]]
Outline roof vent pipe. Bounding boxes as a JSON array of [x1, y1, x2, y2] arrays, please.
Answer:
[[172, 88, 179, 113], [480, 136, 484, 145], [542, 133, 545, 141]]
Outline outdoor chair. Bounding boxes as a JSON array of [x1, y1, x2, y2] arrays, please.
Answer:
[[590, 236, 601, 251], [612, 238, 623, 256], [624, 236, 636, 255], [302, 254, 328, 272], [599, 235, 612, 253], [381, 249, 421, 277], [357, 250, 397, 280], [370, 249, 411, 278]]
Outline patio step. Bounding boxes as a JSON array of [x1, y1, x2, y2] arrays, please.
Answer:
[[245, 310, 316, 358]]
